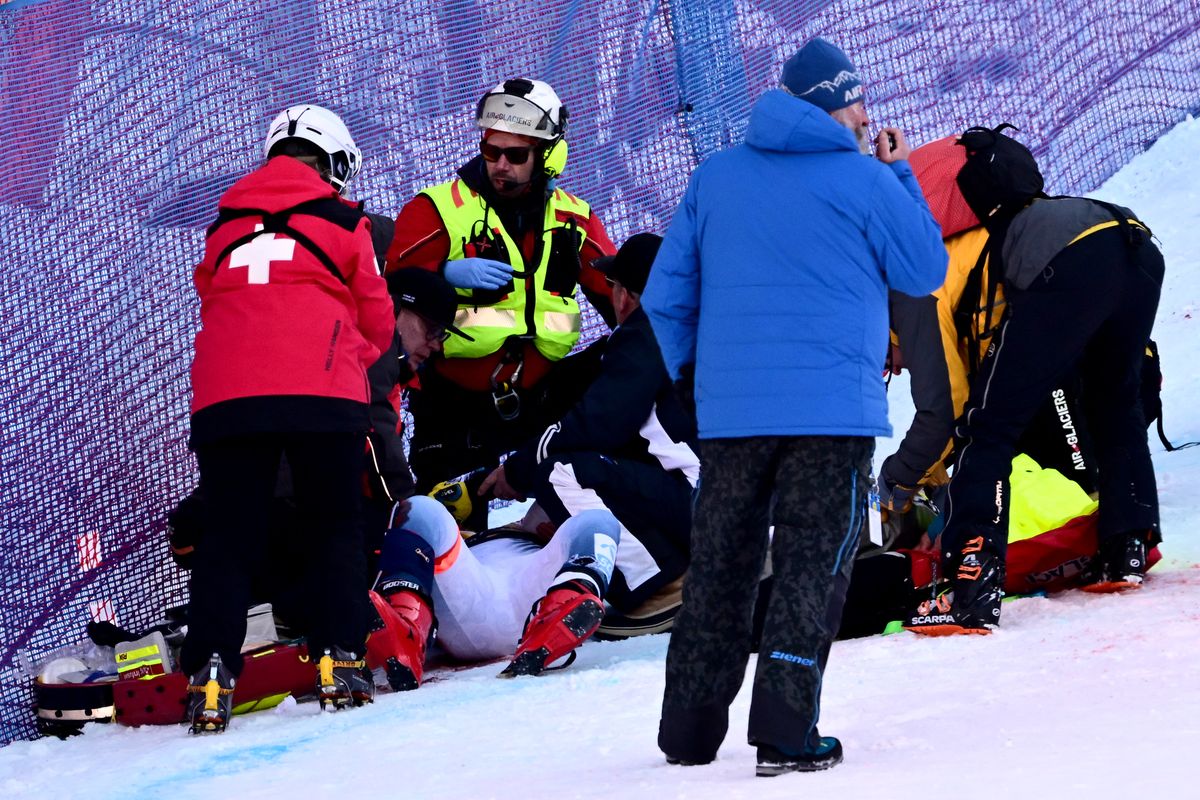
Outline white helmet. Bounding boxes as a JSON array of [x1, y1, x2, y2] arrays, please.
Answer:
[[263, 104, 362, 194], [475, 78, 567, 141]]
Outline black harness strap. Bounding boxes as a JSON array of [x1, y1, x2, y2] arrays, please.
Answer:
[[1158, 416, 1199, 452], [1090, 199, 1151, 248], [954, 235, 997, 378], [210, 199, 357, 286]]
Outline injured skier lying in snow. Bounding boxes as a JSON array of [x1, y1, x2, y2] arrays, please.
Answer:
[[27, 455, 1160, 737], [374, 497, 624, 679]]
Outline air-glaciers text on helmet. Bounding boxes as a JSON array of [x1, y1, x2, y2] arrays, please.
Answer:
[[484, 111, 534, 128]]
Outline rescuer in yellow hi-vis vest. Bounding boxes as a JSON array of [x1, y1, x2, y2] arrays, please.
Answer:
[[385, 78, 616, 531]]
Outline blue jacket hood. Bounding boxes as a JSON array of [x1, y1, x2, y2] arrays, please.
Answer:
[[744, 89, 861, 156]]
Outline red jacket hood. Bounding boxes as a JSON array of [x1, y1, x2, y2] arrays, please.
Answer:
[[220, 155, 344, 214], [910, 136, 981, 240]]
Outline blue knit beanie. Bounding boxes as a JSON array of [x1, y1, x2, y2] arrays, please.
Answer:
[[780, 38, 864, 112]]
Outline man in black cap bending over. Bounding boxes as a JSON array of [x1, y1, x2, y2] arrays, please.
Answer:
[[478, 233, 699, 638], [388, 266, 474, 384]]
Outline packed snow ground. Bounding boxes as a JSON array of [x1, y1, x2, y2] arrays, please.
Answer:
[[3, 119, 1199, 799]]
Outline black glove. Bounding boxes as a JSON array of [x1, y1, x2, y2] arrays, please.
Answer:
[[877, 478, 917, 515], [166, 488, 206, 570], [675, 362, 696, 422]]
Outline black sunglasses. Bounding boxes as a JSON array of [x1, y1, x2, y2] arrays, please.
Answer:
[[424, 321, 451, 343], [405, 307, 452, 343], [480, 140, 536, 165]]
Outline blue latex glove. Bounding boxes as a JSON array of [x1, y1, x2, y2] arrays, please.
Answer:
[[443, 257, 513, 290]]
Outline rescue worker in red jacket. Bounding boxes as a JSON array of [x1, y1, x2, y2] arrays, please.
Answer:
[[182, 104, 394, 733], [385, 78, 616, 531]]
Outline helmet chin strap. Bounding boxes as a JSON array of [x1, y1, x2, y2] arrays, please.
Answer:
[[329, 175, 350, 196]]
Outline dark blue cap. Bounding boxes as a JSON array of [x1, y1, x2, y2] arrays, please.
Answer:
[[780, 38, 864, 112]]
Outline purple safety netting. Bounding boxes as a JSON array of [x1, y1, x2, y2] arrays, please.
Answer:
[[2, 0, 1198, 743]]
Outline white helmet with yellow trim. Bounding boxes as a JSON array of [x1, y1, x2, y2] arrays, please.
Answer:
[[476, 78, 569, 179]]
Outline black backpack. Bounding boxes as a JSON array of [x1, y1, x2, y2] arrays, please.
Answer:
[[951, 123, 1047, 374], [955, 124, 1046, 225]]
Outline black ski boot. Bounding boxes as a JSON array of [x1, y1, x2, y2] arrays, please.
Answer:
[[1083, 531, 1147, 593], [185, 653, 236, 734], [906, 536, 1004, 635], [316, 647, 374, 710]]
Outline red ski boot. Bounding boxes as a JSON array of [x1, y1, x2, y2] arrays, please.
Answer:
[[499, 580, 605, 678], [365, 589, 435, 691]]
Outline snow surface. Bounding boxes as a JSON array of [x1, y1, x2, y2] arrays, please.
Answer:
[[3, 120, 1200, 799]]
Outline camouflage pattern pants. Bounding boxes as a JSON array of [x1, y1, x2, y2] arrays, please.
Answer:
[[658, 436, 872, 761]]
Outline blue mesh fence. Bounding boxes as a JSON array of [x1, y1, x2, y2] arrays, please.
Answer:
[[2, 0, 1198, 743]]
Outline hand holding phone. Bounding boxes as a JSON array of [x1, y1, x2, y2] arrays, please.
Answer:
[[874, 127, 911, 163]]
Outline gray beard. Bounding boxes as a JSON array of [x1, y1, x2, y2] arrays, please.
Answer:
[[852, 126, 871, 156]]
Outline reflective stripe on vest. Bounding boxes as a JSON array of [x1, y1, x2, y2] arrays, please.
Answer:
[[421, 179, 591, 360], [542, 310, 580, 334], [454, 306, 517, 331]]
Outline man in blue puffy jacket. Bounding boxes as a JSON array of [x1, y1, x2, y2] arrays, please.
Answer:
[[644, 38, 947, 776]]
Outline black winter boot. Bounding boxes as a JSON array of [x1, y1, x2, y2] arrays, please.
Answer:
[[316, 647, 374, 710], [756, 735, 844, 776]]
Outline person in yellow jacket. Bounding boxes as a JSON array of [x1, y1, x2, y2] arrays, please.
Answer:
[[385, 78, 616, 530], [878, 136, 1099, 525], [898, 125, 1163, 635]]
